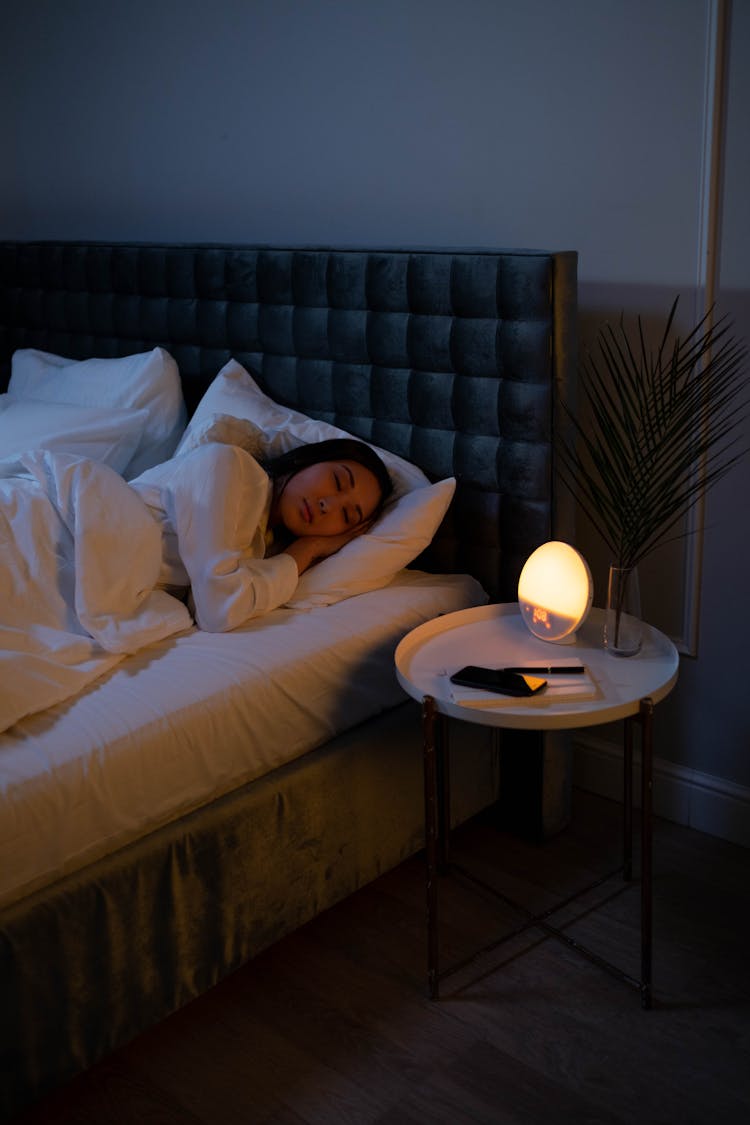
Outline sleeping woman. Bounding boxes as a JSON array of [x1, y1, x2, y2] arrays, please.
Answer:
[[129, 437, 394, 632], [0, 435, 394, 732]]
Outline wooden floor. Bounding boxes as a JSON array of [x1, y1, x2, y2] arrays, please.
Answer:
[[13, 789, 750, 1125]]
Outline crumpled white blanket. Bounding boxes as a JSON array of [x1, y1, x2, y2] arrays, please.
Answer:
[[0, 451, 193, 733]]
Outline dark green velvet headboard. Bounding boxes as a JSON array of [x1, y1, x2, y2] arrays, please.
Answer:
[[0, 242, 577, 599]]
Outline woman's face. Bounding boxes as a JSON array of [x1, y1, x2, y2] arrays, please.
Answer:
[[275, 459, 383, 538]]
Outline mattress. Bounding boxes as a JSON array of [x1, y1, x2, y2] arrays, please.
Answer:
[[0, 569, 486, 908]]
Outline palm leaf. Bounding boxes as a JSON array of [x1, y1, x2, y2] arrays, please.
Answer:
[[557, 297, 749, 572]]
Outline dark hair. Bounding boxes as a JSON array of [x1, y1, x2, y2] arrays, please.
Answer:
[[263, 438, 394, 512]]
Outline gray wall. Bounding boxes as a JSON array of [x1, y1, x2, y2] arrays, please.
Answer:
[[2, 1, 748, 841]]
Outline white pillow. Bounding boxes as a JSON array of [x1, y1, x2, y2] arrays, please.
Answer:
[[289, 477, 456, 608], [179, 359, 456, 608], [0, 395, 147, 474], [175, 359, 430, 498], [9, 347, 187, 478]]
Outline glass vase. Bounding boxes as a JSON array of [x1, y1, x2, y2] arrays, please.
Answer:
[[604, 565, 642, 656]]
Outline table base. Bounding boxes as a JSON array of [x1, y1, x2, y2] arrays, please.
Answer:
[[422, 695, 655, 1009]]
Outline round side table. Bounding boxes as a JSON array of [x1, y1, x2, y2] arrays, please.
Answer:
[[395, 602, 679, 1008]]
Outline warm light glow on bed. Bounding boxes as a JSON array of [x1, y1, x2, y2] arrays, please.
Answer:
[[517, 541, 593, 643]]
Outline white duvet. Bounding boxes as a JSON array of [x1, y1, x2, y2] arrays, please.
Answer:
[[0, 451, 193, 733]]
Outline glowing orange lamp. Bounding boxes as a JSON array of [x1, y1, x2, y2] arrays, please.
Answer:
[[517, 541, 593, 643]]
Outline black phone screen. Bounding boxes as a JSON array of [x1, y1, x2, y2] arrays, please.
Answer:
[[449, 666, 547, 697]]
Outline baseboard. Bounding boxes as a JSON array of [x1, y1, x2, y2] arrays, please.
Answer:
[[572, 733, 750, 850]]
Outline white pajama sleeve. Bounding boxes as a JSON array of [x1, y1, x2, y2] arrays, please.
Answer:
[[167, 444, 299, 631]]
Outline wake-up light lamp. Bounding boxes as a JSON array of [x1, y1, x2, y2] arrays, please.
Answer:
[[517, 541, 593, 643]]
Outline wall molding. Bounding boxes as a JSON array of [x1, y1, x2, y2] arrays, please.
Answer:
[[572, 731, 750, 850], [679, 0, 730, 655]]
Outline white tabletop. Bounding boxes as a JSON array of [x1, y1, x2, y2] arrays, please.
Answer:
[[395, 602, 679, 730]]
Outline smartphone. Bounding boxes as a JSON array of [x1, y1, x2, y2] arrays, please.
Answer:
[[449, 665, 547, 697]]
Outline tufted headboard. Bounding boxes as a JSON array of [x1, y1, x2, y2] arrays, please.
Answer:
[[0, 242, 577, 600]]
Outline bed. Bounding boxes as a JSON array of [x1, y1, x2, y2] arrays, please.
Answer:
[[0, 242, 577, 1119]]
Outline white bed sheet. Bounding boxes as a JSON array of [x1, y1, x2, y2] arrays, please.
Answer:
[[0, 570, 486, 908]]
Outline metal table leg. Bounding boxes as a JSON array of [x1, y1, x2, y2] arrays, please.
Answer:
[[422, 695, 440, 999], [640, 696, 654, 1009], [623, 715, 634, 881], [437, 714, 450, 875]]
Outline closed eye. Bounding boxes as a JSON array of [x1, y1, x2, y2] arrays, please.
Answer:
[[346, 467, 365, 523], [337, 464, 364, 525]]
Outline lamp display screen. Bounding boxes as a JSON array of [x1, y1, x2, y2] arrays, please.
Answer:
[[520, 601, 579, 639]]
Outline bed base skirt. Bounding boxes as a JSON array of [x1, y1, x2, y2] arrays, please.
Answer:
[[1, 701, 499, 1120]]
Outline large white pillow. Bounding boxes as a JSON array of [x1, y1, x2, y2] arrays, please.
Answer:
[[178, 359, 456, 608], [0, 395, 148, 474], [175, 359, 430, 498], [9, 347, 187, 478]]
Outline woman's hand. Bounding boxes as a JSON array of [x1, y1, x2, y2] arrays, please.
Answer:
[[283, 520, 372, 575]]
